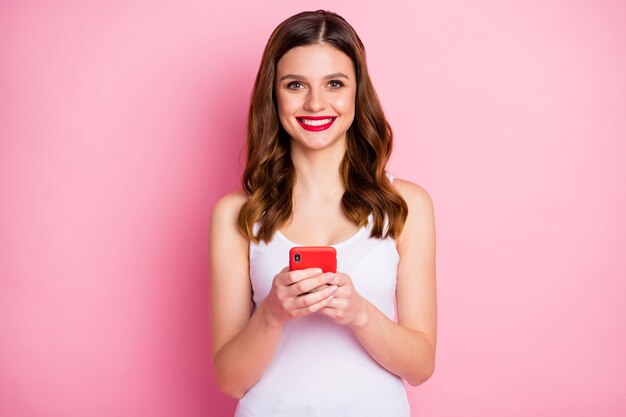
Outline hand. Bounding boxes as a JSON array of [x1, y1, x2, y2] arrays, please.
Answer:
[[261, 267, 338, 328], [318, 272, 368, 327]]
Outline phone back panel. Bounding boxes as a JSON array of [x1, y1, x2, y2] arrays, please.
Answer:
[[289, 246, 337, 273]]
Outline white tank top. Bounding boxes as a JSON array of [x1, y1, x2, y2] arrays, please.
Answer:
[[235, 174, 410, 417]]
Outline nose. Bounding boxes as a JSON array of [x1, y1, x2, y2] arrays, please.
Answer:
[[303, 86, 326, 113]]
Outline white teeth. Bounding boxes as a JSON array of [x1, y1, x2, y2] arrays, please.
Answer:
[[299, 118, 334, 126]]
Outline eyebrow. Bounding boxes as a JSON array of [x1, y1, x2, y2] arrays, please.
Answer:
[[278, 72, 351, 82]]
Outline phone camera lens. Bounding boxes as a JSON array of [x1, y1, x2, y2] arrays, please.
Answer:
[[294, 253, 301, 262]]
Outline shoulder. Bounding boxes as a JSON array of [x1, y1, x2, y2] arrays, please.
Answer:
[[210, 189, 249, 241], [390, 178, 435, 250], [211, 189, 248, 222], [391, 178, 434, 213]]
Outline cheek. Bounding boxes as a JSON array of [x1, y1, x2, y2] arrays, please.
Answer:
[[341, 100, 355, 123], [275, 94, 297, 132], [337, 93, 356, 117], [275, 93, 286, 116], [276, 92, 298, 116]]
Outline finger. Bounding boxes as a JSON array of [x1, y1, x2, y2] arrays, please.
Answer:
[[288, 273, 335, 295], [290, 284, 338, 309], [302, 284, 329, 295], [317, 302, 341, 319], [291, 293, 336, 318], [329, 272, 348, 286], [318, 296, 345, 310], [278, 268, 323, 286]]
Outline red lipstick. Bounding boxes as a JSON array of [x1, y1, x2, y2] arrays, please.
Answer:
[[296, 116, 337, 132]]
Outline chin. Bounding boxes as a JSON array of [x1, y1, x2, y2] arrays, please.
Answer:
[[292, 133, 344, 151]]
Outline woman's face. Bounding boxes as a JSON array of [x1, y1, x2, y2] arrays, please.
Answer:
[[275, 43, 356, 152]]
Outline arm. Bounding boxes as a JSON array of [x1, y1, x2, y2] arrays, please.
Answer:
[[353, 180, 437, 385], [210, 191, 284, 399], [319, 180, 437, 385], [210, 191, 337, 398]]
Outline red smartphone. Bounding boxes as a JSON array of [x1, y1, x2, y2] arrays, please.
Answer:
[[289, 246, 337, 273]]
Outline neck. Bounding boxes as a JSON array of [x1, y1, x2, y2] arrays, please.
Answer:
[[290, 141, 346, 198]]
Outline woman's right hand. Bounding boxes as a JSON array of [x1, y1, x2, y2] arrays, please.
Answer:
[[262, 267, 338, 328]]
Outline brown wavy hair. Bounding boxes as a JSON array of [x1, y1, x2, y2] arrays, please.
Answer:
[[238, 10, 408, 243]]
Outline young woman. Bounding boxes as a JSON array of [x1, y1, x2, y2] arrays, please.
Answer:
[[210, 10, 437, 417]]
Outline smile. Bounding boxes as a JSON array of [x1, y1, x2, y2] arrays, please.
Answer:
[[296, 116, 337, 132]]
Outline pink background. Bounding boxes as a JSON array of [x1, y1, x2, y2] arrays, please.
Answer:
[[1, 1, 625, 416]]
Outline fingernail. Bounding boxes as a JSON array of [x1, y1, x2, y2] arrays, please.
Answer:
[[329, 285, 338, 293], [326, 274, 334, 282]]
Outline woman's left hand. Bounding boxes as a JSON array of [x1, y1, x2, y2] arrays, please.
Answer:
[[318, 272, 368, 327]]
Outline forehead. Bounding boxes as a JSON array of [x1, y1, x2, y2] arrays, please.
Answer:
[[276, 43, 354, 78]]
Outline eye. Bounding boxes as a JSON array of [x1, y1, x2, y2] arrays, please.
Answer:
[[287, 81, 305, 89], [328, 80, 344, 88]]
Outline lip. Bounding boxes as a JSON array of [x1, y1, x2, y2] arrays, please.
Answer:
[[296, 116, 337, 132]]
